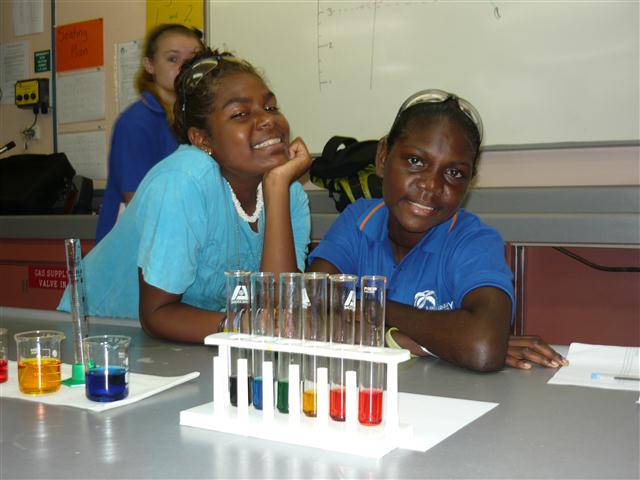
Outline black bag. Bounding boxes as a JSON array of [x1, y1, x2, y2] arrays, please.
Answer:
[[0, 152, 76, 214], [310, 136, 382, 212]]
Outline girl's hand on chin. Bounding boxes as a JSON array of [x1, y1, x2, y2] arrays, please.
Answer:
[[264, 137, 313, 186]]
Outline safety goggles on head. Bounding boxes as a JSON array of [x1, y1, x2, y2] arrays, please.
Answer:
[[181, 54, 250, 115], [394, 89, 484, 142]]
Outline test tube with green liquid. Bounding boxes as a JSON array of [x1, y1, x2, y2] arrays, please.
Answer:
[[276, 273, 303, 414]]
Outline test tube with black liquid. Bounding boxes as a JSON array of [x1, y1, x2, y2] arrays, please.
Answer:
[[225, 270, 252, 406]]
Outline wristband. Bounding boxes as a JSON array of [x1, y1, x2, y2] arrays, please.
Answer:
[[385, 327, 402, 349]]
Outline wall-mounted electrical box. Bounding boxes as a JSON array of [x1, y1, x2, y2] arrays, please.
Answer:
[[15, 78, 49, 113]]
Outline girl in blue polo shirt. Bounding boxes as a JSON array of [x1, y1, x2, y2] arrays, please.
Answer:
[[95, 24, 204, 243], [60, 49, 312, 343], [308, 89, 567, 372]]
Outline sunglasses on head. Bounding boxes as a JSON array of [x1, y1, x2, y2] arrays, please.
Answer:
[[395, 89, 484, 142], [181, 54, 250, 117]]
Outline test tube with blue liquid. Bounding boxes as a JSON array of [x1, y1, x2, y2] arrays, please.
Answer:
[[62, 238, 88, 386], [225, 271, 252, 406], [250, 272, 275, 410], [277, 272, 303, 414]]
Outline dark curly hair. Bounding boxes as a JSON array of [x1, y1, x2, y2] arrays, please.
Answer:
[[172, 47, 263, 144], [387, 98, 482, 171]]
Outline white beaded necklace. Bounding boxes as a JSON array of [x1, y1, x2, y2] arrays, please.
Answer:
[[226, 180, 263, 224]]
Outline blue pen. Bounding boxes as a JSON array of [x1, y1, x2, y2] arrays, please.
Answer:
[[591, 372, 640, 381]]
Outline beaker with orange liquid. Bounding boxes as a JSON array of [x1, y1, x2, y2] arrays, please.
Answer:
[[14, 330, 65, 394]]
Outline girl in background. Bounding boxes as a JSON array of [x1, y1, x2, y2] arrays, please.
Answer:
[[95, 24, 204, 243]]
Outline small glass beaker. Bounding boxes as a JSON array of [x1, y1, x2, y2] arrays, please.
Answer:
[[83, 335, 131, 402], [0, 327, 8, 383], [14, 330, 65, 394]]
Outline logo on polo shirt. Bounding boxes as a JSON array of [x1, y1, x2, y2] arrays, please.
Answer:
[[415, 290, 437, 309], [414, 290, 454, 311]]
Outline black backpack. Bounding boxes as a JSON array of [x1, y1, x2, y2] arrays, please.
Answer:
[[0, 152, 80, 214], [310, 136, 382, 212]]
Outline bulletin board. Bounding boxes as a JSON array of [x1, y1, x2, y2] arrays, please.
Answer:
[[207, 1, 639, 153]]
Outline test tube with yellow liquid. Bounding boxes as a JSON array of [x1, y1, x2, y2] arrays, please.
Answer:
[[301, 272, 328, 417]]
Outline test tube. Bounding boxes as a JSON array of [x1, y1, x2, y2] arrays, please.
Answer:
[[277, 272, 303, 414], [63, 238, 88, 385], [358, 275, 386, 425], [250, 272, 275, 410], [329, 274, 357, 422], [301, 272, 328, 417], [225, 270, 252, 407]]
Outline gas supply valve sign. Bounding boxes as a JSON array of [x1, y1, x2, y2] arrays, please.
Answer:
[[28, 265, 68, 290]]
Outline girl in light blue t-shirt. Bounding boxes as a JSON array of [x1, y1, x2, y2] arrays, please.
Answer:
[[59, 48, 312, 343]]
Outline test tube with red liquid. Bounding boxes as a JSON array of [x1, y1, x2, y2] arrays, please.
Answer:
[[301, 272, 328, 417], [250, 272, 275, 410], [277, 273, 303, 414], [225, 270, 252, 407], [328, 274, 357, 422], [358, 275, 386, 426]]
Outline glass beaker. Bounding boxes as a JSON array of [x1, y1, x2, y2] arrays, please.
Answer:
[[14, 330, 65, 394], [83, 335, 131, 402]]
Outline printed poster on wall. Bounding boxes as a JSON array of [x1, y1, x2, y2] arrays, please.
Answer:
[[56, 18, 104, 72], [57, 68, 105, 123], [57, 130, 107, 180], [146, 0, 203, 32], [116, 40, 141, 114]]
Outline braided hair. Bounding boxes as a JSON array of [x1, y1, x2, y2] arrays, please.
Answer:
[[172, 48, 263, 144]]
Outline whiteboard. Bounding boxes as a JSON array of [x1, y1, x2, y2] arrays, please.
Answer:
[[207, 1, 639, 153]]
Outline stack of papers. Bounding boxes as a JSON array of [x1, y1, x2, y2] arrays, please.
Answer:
[[548, 343, 639, 392]]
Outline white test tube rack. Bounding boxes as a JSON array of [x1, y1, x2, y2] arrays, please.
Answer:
[[179, 332, 413, 458]]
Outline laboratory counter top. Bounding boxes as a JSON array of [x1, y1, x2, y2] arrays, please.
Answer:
[[0, 309, 638, 479]]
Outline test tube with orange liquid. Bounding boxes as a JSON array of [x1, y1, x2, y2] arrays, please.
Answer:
[[328, 274, 357, 422], [301, 272, 328, 417]]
